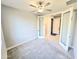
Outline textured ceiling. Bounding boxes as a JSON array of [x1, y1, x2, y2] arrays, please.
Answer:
[[1, 0, 76, 15]]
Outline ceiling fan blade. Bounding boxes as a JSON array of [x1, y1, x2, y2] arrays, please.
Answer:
[[31, 10, 36, 12], [30, 4, 37, 8], [45, 9, 52, 12], [44, 2, 50, 7]]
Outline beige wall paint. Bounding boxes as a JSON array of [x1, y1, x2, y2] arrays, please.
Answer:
[[44, 15, 60, 43], [1, 5, 37, 49], [53, 17, 61, 34]]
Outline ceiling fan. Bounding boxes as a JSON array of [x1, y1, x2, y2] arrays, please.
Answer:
[[29, 1, 52, 13]]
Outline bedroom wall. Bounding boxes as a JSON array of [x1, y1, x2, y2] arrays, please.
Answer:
[[1, 28, 7, 59], [71, 10, 77, 59], [43, 2, 76, 43], [1, 5, 37, 49]]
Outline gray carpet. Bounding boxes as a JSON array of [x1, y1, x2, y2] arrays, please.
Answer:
[[8, 39, 71, 59]]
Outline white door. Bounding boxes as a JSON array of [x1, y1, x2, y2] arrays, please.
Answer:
[[37, 16, 45, 38], [60, 7, 73, 51]]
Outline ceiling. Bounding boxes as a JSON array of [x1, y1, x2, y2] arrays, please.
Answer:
[[1, 0, 77, 15]]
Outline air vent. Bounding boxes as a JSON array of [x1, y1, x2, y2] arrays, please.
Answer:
[[66, 0, 76, 5]]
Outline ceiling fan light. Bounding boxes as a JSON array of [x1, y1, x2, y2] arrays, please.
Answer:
[[38, 9, 43, 12]]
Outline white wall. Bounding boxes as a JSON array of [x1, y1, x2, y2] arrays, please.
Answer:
[[72, 10, 77, 59], [73, 23, 77, 59], [1, 28, 7, 59], [1, 5, 37, 49]]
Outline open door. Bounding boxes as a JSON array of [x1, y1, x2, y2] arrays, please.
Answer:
[[60, 7, 73, 51], [37, 16, 45, 38]]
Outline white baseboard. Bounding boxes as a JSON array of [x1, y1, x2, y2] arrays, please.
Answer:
[[38, 36, 45, 39], [59, 42, 68, 51], [7, 38, 37, 51]]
